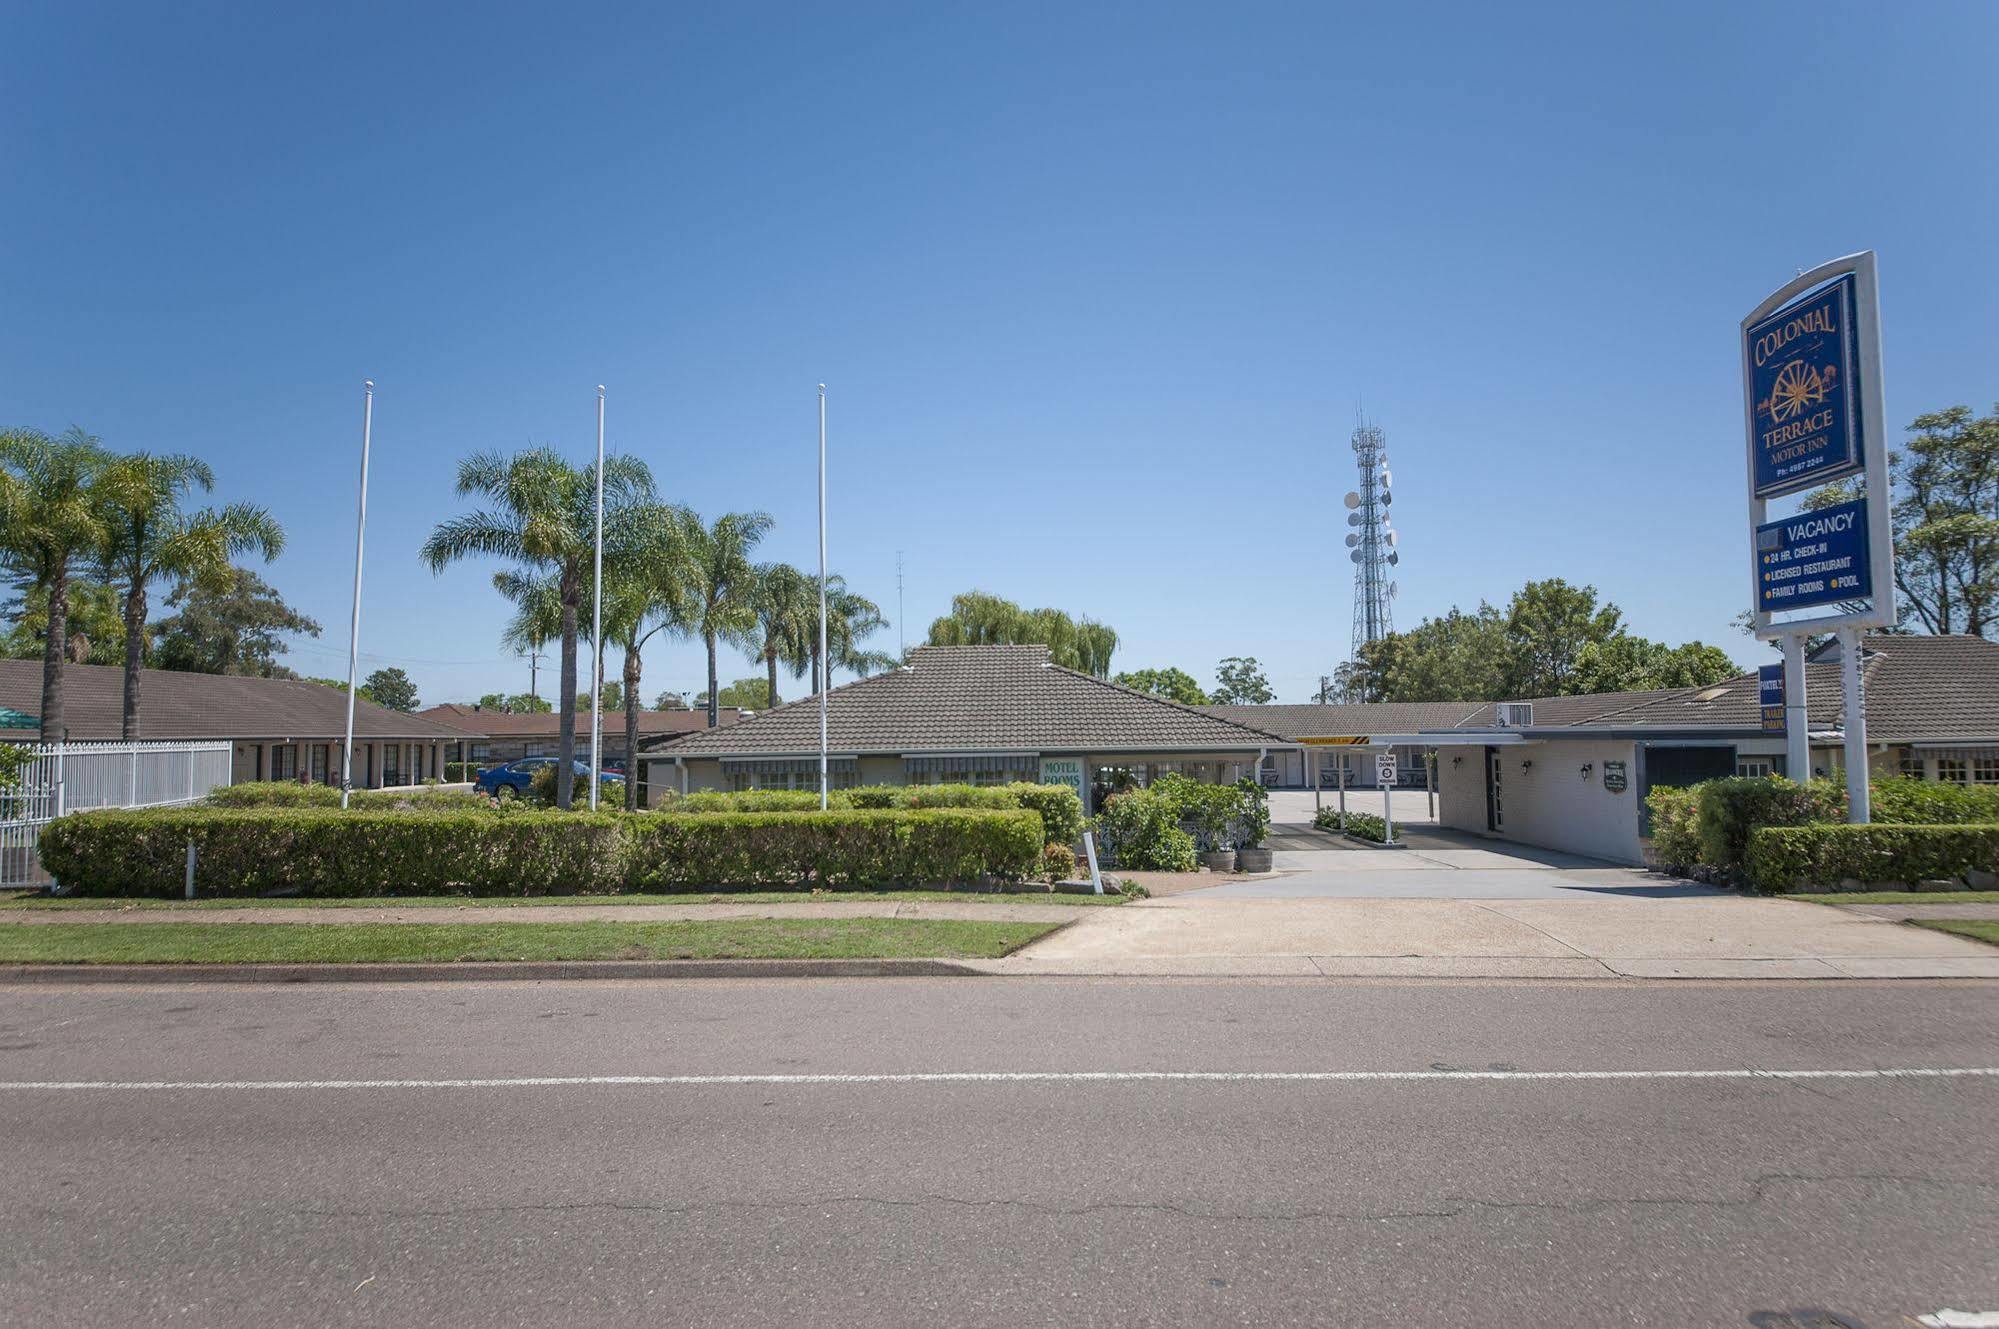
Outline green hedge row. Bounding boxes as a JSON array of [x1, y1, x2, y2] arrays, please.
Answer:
[[667, 783, 1083, 846], [1335, 810, 1400, 844], [37, 807, 1045, 898], [1646, 775, 1999, 877], [208, 782, 479, 811], [1746, 824, 1999, 894]]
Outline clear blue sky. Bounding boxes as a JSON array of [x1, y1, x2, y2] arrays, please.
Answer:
[[6, 2, 1996, 705]]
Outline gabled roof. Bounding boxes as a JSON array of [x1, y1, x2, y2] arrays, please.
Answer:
[[420, 704, 742, 739], [1200, 701, 1489, 739], [644, 645, 1290, 758], [0, 658, 468, 742]]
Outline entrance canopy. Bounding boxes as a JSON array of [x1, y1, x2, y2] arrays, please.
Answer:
[[1299, 732, 1540, 751]]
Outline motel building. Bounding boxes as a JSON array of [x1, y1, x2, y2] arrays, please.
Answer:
[[645, 635, 1999, 868]]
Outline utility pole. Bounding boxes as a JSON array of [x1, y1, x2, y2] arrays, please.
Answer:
[[524, 650, 544, 702], [896, 550, 905, 659]]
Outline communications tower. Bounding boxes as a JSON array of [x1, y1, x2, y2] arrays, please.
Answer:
[[1345, 421, 1400, 667]]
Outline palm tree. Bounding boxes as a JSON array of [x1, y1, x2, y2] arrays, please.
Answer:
[[678, 510, 773, 728], [0, 428, 113, 739], [497, 502, 695, 810], [747, 562, 814, 709], [422, 447, 654, 809], [96, 452, 285, 739], [803, 576, 894, 693]]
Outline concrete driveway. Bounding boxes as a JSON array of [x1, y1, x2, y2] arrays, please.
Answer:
[[1205, 822, 1703, 901]]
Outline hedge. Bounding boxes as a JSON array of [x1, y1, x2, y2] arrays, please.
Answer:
[[38, 808, 625, 898], [625, 809, 1043, 890], [1340, 811, 1400, 844], [1091, 787, 1196, 871], [1745, 823, 1999, 894], [667, 783, 1083, 846], [37, 805, 1043, 898], [208, 782, 481, 812]]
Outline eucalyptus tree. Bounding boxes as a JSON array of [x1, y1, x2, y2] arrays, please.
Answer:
[[0, 428, 113, 739], [746, 562, 814, 708], [96, 452, 285, 738], [677, 510, 773, 728], [497, 501, 695, 810], [422, 447, 655, 809]]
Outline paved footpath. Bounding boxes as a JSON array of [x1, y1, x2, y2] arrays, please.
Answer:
[[973, 892, 1999, 978], [0, 976, 1993, 1327]]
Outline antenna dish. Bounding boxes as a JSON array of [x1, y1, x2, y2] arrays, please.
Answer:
[[1385, 530, 1398, 547], [1387, 551, 1400, 566], [1349, 549, 1365, 564], [1347, 512, 1363, 527], [1380, 490, 1393, 505], [1380, 469, 1392, 486], [1344, 533, 1359, 548], [1343, 492, 1360, 509]]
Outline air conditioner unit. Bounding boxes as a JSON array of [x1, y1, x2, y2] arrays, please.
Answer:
[[1495, 702, 1533, 728]]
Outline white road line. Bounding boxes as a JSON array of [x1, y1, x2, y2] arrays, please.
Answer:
[[0, 1067, 1994, 1092]]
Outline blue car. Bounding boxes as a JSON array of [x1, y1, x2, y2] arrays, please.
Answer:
[[475, 757, 625, 800]]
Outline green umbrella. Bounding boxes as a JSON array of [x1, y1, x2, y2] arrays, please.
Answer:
[[0, 708, 36, 730]]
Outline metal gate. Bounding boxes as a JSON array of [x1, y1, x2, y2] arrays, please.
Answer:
[[0, 741, 233, 889]]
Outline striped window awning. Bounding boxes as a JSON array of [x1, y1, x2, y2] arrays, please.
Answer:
[[903, 753, 1040, 775], [721, 757, 857, 775]]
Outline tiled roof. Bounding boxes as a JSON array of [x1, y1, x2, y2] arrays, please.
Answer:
[[1206, 636, 1999, 743], [0, 658, 469, 742], [644, 645, 1289, 758], [1200, 701, 1489, 739], [420, 704, 743, 738]]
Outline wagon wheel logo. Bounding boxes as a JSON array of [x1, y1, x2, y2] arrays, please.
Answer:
[[1767, 358, 1830, 423]]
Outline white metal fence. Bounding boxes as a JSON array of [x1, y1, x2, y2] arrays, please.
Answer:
[[0, 741, 233, 889]]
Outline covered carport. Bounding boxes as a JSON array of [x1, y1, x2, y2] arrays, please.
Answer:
[[1283, 731, 1540, 843]]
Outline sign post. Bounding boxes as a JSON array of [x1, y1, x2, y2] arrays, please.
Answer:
[[1375, 750, 1397, 841], [1741, 252, 1894, 822]]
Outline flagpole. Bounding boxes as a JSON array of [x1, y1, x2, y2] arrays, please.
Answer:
[[817, 383, 829, 811], [590, 384, 605, 811], [339, 380, 373, 810]]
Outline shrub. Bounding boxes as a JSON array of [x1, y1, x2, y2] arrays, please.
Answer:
[[1643, 784, 1704, 870], [623, 809, 1043, 889], [679, 789, 827, 814], [1870, 776, 1999, 825], [1693, 777, 1845, 872], [1039, 842, 1078, 883], [1092, 787, 1197, 871], [444, 762, 481, 783], [1746, 823, 1999, 894], [1003, 784, 1085, 846], [1234, 778, 1271, 849], [39, 808, 626, 898], [1342, 811, 1400, 844], [37, 805, 1045, 898]]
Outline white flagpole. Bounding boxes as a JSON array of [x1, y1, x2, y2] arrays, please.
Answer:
[[818, 383, 829, 811], [590, 385, 605, 811], [339, 380, 373, 810]]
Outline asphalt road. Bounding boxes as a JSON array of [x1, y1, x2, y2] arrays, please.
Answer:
[[3, 977, 1995, 1327]]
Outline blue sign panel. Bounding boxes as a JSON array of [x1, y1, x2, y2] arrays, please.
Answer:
[[1747, 275, 1862, 499], [1755, 497, 1872, 614], [1758, 663, 1785, 733]]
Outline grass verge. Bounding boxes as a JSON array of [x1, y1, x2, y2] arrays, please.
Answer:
[[1787, 890, 1999, 905], [0, 918, 1064, 965], [0, 889, 1122, 911], [1909, 919, 1999, 949]]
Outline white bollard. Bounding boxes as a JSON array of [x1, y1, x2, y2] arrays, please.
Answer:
[[184, 840, 196, 901], [1081, 831, 1104, 896]]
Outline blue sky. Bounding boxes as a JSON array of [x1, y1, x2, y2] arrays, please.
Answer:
[[6, 2, 1996, 705]]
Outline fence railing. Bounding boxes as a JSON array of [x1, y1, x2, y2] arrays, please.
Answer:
[[0, 741, 233, 889]]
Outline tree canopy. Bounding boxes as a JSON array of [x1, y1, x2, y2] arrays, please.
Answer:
[[1341, 579, 1738, 702], [150, 566, 321, 678], [925, 591, 1117, 677], [1112, 666, 1209, 706], [1210, 657, 1274, 705], [363, 667, 419, 712]]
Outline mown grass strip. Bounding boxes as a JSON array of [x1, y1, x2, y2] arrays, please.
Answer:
[[1786, 891, 1999, 905], [0, 918, 1064, 965], [1909, 919, 1999, 948], [0, 890, 1119, 912]]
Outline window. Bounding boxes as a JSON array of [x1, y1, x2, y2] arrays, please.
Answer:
[[1974, 755, 1999, 785], [471, 744, 491, 760], [383, 745, 401, 786], [272, 746, 297, 781], [1937, 757, 1968, 785], [311, 744, 329, 785], [1736, 758, 1776, 778], [1899, 754, 1925, 779], [524, 744, 548, 758]]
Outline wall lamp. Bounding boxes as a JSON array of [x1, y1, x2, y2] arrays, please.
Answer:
[[1451, 756, 1463, 767], [1580, 762, 1593, 778], [1520, 759, 1533, 772]]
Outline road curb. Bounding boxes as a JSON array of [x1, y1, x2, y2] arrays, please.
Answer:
[[0, 958, 986, 985]]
